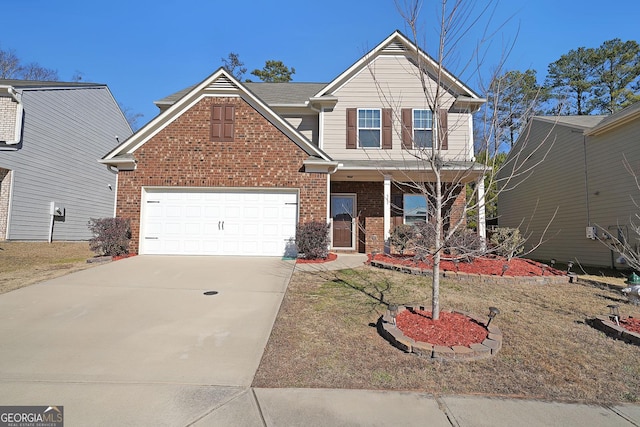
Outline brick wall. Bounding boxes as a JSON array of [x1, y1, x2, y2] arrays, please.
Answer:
[[0, 168, 11, 239], [0, 97, 17, 142], [116, 96, 327, 253], [330, 181, 467, 253]]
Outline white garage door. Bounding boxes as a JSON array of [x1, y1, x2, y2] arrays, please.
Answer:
[[140, 189, 298, 256]]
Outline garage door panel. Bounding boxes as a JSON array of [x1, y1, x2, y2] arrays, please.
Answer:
[[141, 189, 299, 256]]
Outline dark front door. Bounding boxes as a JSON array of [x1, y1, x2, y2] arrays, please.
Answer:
[[331, 195, 355, 248]]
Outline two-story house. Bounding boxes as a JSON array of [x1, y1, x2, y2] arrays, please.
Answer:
[[0, 80, 132, 241], [100, 31, 486, 256]]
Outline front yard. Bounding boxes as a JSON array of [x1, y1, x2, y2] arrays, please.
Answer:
[[253, 265, 640, 404], [0, 241, 96, 294]]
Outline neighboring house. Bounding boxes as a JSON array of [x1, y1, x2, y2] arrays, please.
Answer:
[[497, 102, 640, 268], [0, 80, 133, 241], [101, 31, 486, 256]]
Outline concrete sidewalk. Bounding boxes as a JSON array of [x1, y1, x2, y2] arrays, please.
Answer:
[[194, 388, 640, 426]]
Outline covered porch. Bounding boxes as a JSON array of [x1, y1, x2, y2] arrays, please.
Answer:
[[327, 161, 486, 254]]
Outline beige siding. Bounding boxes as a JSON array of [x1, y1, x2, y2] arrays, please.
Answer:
[[498, 117, 640, 267], [282, 114, 318, 145], [322, 55, 473, 161]]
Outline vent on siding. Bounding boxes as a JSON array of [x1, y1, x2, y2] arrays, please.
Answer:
[[383, 40, 408, 53], [208, 75, 236, 90]]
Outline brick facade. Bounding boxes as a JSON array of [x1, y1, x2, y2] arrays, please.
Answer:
[[116, 96, 327, 254], [0, 97, 18, 142], [0, 168, 11, 239], [330, 180, 467, 253]]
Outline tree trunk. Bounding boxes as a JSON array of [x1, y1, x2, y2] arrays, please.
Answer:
[[432, 168, 443, 320]]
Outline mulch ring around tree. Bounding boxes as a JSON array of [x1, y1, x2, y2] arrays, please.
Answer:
[[378, 305, 502, 361], [370, 253, 565, 277]]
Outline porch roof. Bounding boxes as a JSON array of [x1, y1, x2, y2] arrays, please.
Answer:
[[331, 159, 485, 183]]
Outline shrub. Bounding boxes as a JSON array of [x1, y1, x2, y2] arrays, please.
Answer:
[[88, 217, 131, 256], [445, 228, 484, 260], [296, 221, 330, 259], [489, 227, 525, 260], [413, 221, 437, 262], [389, 224, 416, 254]]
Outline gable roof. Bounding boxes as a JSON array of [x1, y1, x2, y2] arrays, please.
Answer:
[[102, 68, 332, 168], [314, 30, 484, 109], [0, 79, 106, 89], [585, 101, 640, 136], [533, 115, 607, 130], [155, 82, 327, 109]]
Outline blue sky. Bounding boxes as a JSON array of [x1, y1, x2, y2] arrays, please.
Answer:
[[3, 0, 640, 128]]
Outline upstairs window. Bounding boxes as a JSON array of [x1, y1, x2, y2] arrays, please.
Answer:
[[413, 109, 433, 148], [358, 109, 381, 148]]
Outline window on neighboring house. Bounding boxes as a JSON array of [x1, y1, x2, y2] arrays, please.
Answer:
[[358, 108, 381, 148], [211, 104, 235, 141], [403, 194, 428, 225], [413, 109, 433, 148]]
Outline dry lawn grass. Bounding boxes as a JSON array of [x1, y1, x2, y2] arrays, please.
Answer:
[[253, 265, 640, 404], [0, 241, 97, 294]]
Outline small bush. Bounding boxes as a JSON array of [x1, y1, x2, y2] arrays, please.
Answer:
[[413, 221, 437, 262], [88, 217, 131, 256], [296, 221, 330, 259], [389, 224, 416, 254], [445, 228, 484, 260], [490, 227, 525, 260]]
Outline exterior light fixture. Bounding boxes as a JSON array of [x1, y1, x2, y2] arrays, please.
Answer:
[[550, 259, 556, 268], [388, 304, 398, 325], [607, 304, 620, 326], [567, 261, 574, 273], [501, 264, 509, 276], [487, 306, 500, 327]]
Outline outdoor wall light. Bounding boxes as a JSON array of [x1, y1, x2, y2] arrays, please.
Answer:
[[388, 304, 399, 325], [567, 261, 574, 273], [487, 306, 500, 327], [607, 304, 621, 326], [550, 259, 556, 268]]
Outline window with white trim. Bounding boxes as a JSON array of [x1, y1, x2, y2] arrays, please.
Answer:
[[358, 109, 381, 148], [404, 194, 428, 225], [413, 109, 433, 148]]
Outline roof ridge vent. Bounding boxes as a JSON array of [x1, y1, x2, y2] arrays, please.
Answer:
[[208, 75, 236, 90], [383, 40, 408, 53]]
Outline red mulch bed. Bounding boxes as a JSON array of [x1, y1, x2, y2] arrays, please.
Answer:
[[371, 253, 564, 277], [396, 309, 488, 347], [621, 317, 640, 334], [112, 254, 137, 261], [296, 253, 338, 264]]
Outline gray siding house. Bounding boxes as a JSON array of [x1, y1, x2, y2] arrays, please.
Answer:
[[497, 102, 640, 268], [0, 80, 133, 241]]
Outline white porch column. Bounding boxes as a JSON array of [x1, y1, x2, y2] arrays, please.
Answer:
[[477, 176, 487, 251], [383, 175, 391, 253]]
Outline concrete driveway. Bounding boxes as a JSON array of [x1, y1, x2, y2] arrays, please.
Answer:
[[0, 256, 295, 425]]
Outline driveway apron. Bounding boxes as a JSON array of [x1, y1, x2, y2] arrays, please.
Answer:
[[0, 256, 294, 425]]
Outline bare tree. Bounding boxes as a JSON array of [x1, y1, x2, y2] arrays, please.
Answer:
[[366, 0, 555, 320], [20, 62, 59, 81], [0, 48, 22, 78]]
